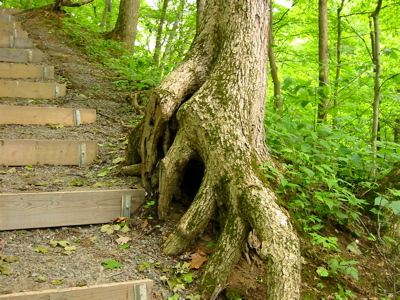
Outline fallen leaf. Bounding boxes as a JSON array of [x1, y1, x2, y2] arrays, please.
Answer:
[[141, 219, 148, 229], [346, 241, 362, 255], [112, 157, 124, 164], [189, 252, 208, 269], [0, 264, 12, 275], [115, 235, 131, 245], [33, 247, 48, 254], [114, 217, 126, 223], [120, 225, 131, 233], [137, 262, 151, 272], [8, 168, 16, 173], [51, 279, 63, 285]]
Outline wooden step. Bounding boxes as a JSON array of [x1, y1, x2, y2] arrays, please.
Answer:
[[0, 35, 32, 48], [0, 189, 146, 230], [0, 105, 96, 125], [0, 20, 21, 30], [0, 7, 24, 15], [0, 139, 98, 166], [0, 28, 28, 38], [0, 14, 15, 21], [0, 62, 54, 79], [0, 80, 66, 99], [0, 48, 42, 63], [0, 280, 152, 300]]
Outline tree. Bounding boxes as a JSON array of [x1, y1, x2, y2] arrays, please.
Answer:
[[108, 0, 140, 51], [153, 0, 170, 65], [318, 0, 329, 123], [269, 1, 282, 118], [370, 0, 383, 152], [126, 0, 301, 298]]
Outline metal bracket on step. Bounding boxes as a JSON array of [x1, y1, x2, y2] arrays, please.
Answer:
[[42, 67, 47, 79], [27, 50, 32, 63], [54, 85, 59, 97], [120, 194, 132, 219], [78, 143, 87, 166], [73, 110, 81, 126], [134, 284, 148, 300]]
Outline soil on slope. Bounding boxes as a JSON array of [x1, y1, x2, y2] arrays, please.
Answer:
[[0, 7, 396, 300]]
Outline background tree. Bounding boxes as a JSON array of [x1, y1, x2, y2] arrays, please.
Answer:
[[107, 0, 140, 51], [318, 0, 329, 123]]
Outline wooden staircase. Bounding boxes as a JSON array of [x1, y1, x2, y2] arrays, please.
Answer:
[[0, 7, 145, 231]]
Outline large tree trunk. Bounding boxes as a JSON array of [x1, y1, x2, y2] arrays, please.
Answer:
[[128, 0, 301, 298], [108, 0, 140, 51]]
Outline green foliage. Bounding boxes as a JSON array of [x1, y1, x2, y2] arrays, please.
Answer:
[[101, 259, 122, 269], [160, 262, 196, 293]]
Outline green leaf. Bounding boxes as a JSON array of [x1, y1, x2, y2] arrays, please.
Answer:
[[374, 196, 389, 207], [51, 279, 63, 285], [316, 267, 329, 277], [101, 260, 122, 269], [97, 169, 110, 177], [137, 262, 151, 272], [68, 178, 84, 186], [33, 247, 48, 254], [388, 201, 400, 215], [300, 166, 315, 178], [24, 165, 34, 171], [112, 157, 125, 164], [0, 264, 12, 275]]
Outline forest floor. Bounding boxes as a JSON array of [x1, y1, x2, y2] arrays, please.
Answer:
[[0, 7, 397, 300]]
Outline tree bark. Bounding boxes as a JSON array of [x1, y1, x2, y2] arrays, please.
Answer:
[[318, 0, 329, 123], [333, 0, 345, 128], [268, 3, 282, 118], [370, 0, 383, 153], [108, 0, 140, 51], [128, 0, 301, 298], [100, 0, 112, 31], [153, 0, 170, 65]]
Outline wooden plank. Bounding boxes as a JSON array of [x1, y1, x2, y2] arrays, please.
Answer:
[[0, 15, 15, 21], [0, 105, 96, 125], [0, 280, 153, 300], [0, 63, 54, 79], [0, 36, 33, 48], [0, 189, 146, 230], [0, 80, 66, 99], [0, 139, 98, 166], [0, 7, 24, 15], [0, 28, 28, 38], [0, 20, 21, 30], [0, 48, 42, 63]]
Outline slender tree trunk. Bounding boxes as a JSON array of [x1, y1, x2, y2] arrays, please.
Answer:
[[100, 0, 112, 31], [108, 0, 140, 51], [160, 0, 186, 73], [333, 0, 345, 128], [269, 2, 282, 118], [370, 0, 383, 153], [126, 0, 301, 298], [153, 0, 169, 65], [318, 0, 329, 123]]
